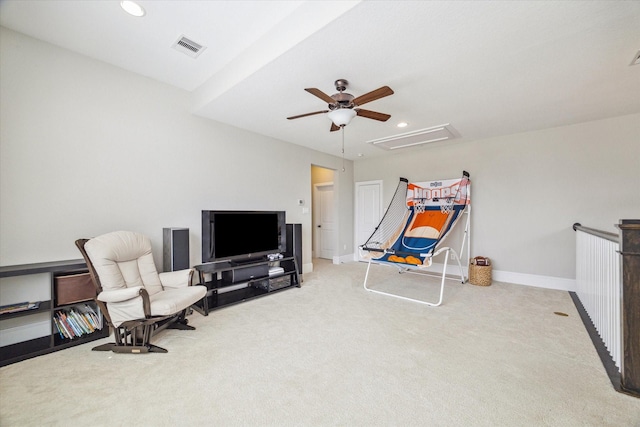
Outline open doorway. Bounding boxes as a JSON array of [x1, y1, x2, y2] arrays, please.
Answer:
[[311, 165, 337, 261]]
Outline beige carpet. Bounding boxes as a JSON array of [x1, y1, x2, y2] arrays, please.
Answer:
[[1, 259, 639, 426]]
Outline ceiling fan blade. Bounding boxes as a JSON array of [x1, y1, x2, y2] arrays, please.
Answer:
[[355, 108, 391, 122], [352, 86, 394, 106], [330, 123, 340, 132], [305, 88, 336, 104], [287, 110, 329, 120]]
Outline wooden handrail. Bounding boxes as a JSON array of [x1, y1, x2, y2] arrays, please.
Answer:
[[573, 222, 618, 243]]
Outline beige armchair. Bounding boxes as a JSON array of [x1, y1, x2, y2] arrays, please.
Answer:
[[75, 230, 206, 353]]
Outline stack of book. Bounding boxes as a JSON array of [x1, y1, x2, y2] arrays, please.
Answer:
[[53, 304, 102, 339], [0, 301, 40, 315]]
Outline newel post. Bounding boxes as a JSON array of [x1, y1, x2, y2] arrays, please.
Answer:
[[618, 219, 640, 397]]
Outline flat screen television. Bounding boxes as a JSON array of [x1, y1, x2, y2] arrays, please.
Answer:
[[202, 210, 286, 264]]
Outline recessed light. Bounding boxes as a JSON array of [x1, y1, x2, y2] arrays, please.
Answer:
[[397, 122, 408, 128], [121, 1, 146, 17]]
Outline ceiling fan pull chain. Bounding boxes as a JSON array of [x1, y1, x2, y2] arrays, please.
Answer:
[[341, 127, 345, 171]]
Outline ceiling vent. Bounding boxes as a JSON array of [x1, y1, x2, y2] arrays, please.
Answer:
[[367, 124, 460, 151], [172, 36, 206, 58]]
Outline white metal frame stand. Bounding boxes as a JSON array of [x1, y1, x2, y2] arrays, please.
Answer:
[[362, 205, 470, 307]]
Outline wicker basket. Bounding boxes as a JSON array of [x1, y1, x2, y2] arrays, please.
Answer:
[[469, 257, 492, 286]]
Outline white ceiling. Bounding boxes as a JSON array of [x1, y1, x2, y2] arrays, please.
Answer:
[[1, 1, 639, 160]]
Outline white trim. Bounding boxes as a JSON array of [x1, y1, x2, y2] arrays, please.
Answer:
[[426, 262, 575, 292], [353, 259, 575, 292], [303, 262, 314, 275], [334, 253, 355, 264], [492, 269, 576, 292]]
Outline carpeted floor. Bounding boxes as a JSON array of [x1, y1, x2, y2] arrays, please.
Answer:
[[1, 259, 639, 426]]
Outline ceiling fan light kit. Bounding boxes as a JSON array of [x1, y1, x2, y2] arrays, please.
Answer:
[[327, 108, 356, 127]]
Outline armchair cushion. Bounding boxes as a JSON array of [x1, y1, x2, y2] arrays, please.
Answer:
[[100, 286, 205, 327], [159, 269, 193, 289], [84, 231, 164, 296], [102, 295, 146, 327], [97, 287, 144, 303], [150, 286, 206, 317]]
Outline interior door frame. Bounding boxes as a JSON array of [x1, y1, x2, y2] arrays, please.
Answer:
[[354, 180, 383, 261], [313, 181, 337, 260]]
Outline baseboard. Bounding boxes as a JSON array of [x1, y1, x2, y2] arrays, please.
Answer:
[[335, 253, 356, 265], [303, 262, 314, 275], [492, 269, 576, 292], [350, 255, 576, 292]]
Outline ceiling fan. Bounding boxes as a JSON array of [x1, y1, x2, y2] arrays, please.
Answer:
[[287, 79, 394, 131]]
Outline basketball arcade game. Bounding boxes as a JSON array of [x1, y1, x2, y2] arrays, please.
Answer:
[[359, 171, 471, 306]]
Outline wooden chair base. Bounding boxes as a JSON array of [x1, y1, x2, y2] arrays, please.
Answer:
[[93, 311, 194, 354], [92, 343, 168, 353]]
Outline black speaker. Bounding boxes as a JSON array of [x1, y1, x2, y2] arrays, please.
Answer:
[[285, 223, 302, 278], [221, 264, 269, 283], [163, 228, 189, 272]]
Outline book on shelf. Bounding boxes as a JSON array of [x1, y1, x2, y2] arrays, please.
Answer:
[[0, 301, 40, 315], [65, 311, 84, 335], [54, 314, 72, 339], [53, 303, 103, 339]]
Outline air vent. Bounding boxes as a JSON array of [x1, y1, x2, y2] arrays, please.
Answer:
[[367, 124, 460, 151], [172, 36, 206, 58]]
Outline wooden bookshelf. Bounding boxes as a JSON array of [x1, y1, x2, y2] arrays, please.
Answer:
[[0, 260, 108, 367]]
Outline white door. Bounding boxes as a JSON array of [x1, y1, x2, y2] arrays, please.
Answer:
[[355, 180, 382, 261], [314, 183, 336, 260]]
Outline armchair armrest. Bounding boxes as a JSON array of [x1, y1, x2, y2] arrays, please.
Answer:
[[159, 268, 194, 289], [97, 287, 144, 303], [97, 287, 152, 325]]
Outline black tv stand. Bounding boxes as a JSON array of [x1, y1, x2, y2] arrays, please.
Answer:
[[229, 257, 267, 267], [193, 256, 300, 315]]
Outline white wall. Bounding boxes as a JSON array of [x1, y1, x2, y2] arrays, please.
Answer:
[[0, 27, 354, 272], [2, 26, 637, 290], [354, 113, 640, 284]]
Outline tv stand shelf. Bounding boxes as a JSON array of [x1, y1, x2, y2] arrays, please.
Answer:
[[193, 256, 300, 315]]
